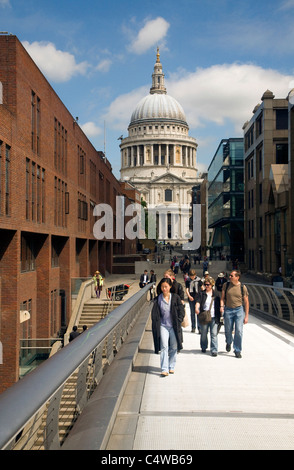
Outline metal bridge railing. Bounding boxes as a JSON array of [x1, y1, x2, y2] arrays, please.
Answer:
[[246, 283, 294, 329], [0, 284, 151, 451]]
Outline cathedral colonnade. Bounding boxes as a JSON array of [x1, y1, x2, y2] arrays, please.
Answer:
[[121, 142, 196, 169]]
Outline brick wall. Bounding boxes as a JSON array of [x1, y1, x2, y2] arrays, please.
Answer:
[[0, 35, 137, 393]]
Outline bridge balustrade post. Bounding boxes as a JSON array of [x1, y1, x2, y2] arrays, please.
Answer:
[[44, 386, 64, 450]]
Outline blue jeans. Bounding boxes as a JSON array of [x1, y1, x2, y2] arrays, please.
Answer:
[[160, 325, 177, 373], [224, 306, 245, 353], [200, 317, 218, 354]]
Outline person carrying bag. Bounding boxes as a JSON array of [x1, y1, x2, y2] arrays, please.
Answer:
[[195, 277, 221, 356]]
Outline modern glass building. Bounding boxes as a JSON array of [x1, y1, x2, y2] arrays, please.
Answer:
[[207, 138, 244, 262]]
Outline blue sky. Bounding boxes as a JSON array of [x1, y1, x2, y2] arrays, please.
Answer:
[[1, 0, 294, 178]]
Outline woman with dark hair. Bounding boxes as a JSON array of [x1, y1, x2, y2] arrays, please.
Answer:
[[151, 277, 185, 376]]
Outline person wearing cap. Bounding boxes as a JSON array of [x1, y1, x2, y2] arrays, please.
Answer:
[[201, 271, 210, 290], [215, 272, 227, 297]]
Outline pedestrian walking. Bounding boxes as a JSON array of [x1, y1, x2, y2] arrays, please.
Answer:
[[139, 270, 149, 288], [215, 272, 227, 333], [69, 325, 80, 342], [151, 277, 185, 376], [220, 270, 249, 358], [157, 269, 185, 303], [149, 269, 157, 300], [195, 277, 221, 356], [185, 269, 202, 332], [93, 270, 104, 298]]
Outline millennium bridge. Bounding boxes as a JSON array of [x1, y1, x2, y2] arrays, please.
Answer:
[[0, 260, 293, 451]]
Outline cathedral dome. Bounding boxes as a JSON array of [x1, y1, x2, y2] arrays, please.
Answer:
[[129, 47, 188, 128], [130, 93, 188, 126]]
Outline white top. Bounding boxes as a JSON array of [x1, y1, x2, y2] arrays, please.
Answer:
[[203, 293, 215, 318]]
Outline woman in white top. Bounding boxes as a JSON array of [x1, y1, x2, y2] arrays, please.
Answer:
[[195, 277, 221, 356]]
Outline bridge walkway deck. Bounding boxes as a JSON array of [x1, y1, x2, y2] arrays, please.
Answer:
[[106, 305, 294, 450]]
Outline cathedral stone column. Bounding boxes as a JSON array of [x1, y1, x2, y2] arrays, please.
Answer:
[[166, 144, 169, 166], [158, 144, 162, 165]]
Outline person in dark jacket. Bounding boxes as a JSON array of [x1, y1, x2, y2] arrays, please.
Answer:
[[195, 277, 221, 356], [151, 277, 185, 376], [139, 270, 149, 288], [69, 325, 80, 342]]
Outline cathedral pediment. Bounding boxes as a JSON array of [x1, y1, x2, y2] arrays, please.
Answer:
[[151, 172, 187, 184]]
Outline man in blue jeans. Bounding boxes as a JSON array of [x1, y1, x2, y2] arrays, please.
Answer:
[[220, 270, 249, 358]]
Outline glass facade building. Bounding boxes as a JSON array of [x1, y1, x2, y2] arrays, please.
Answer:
[[207, 138, 244, 261]]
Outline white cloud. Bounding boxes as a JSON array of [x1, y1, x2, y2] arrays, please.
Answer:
[[0, 0, 10, 7], [167, 63, 294, 133], [80, 121, 102, 137], [103, 85, 148, 131], [128, 17, 170, 54], [22, 41, 89, 82], [279, 0, 294, 9], [96, 59, 112, 73], [104, 63, 294, 137]]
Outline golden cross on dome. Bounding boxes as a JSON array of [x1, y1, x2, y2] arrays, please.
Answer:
[[156, 47, 160, 63]]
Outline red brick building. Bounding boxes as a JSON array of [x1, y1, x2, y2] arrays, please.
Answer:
[[0, 35, 137, 392]]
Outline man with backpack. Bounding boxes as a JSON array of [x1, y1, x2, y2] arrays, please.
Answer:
[[220, 270, 249, 358]]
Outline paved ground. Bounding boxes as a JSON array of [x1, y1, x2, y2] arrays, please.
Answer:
[[102, 254, 294, 450]]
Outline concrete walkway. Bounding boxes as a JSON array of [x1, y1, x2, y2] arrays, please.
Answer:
[[104, 256, 294, 450]]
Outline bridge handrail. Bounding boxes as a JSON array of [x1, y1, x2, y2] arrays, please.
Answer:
[[246, 282, 294, 325], [0, 284, 151, 450]]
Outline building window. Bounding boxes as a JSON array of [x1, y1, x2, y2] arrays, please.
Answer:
[[51, 238, 59, 268], [256, 113, 263, 137], [54, 177, 67, 227], [20, 299, 32, 342], [276, 144, 288, 164], [259, 216, 263, 238], [165, 189, 172, 202], [5, 144, 10, 215], [31, 162, 35, 221], [42, 169, 45, 223], [90, 160, 96, 197], [0, 140, 2, 214], [54, 118, 67, 175], [78, 145, 86, 189], [276, 109, 288, 130], [245, 126, 254, 151], [257, 146, 263, 172], [21, 234, 36, 272], [26, 158, 30, 219], [31, 91, 41, 155], [78, 192, 88, 232], [50, 290, 59, 336], [26, 159, 45, 223]]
